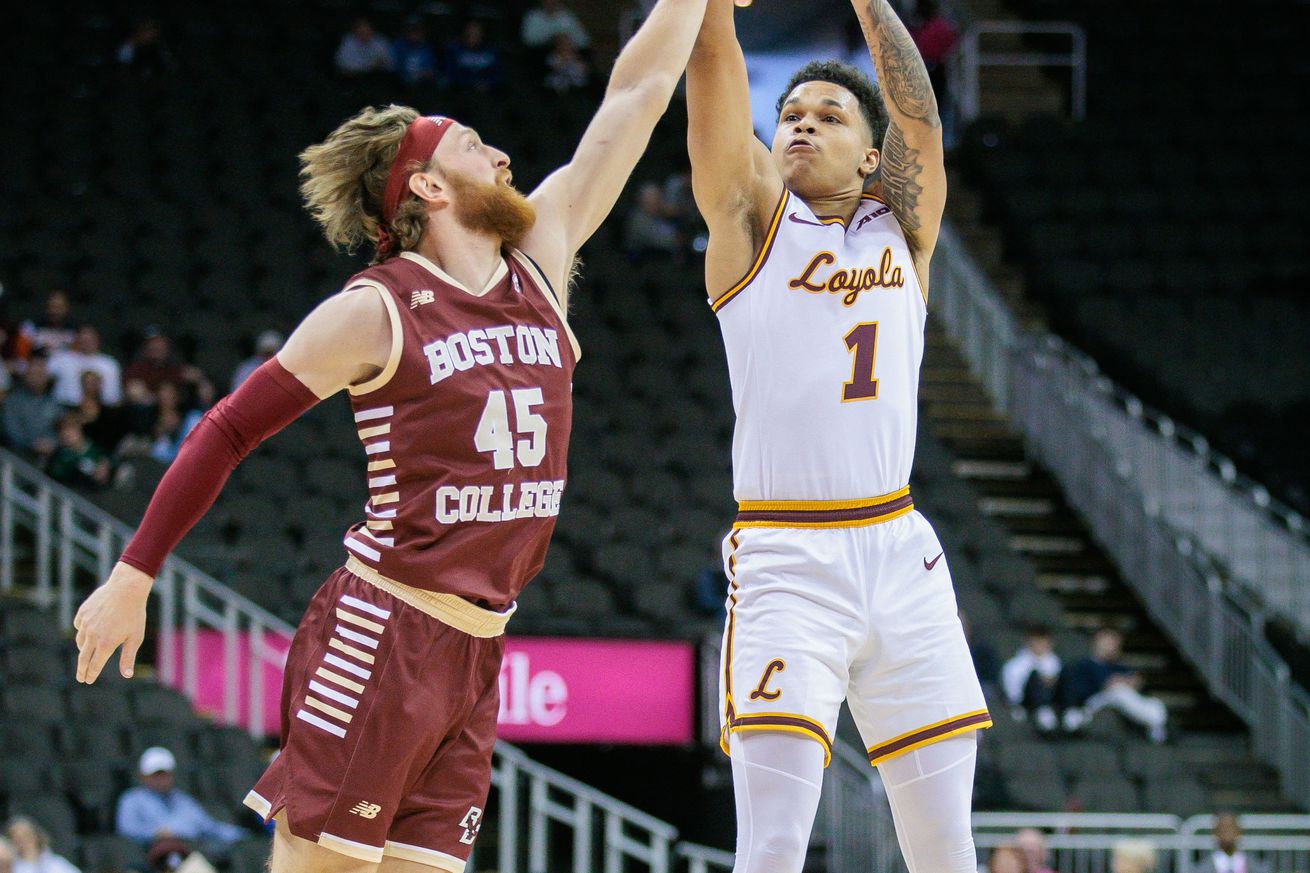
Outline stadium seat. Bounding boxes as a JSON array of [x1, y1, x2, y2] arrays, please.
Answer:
[[79, 833, 150, 873], [2, 685, 67, 725]]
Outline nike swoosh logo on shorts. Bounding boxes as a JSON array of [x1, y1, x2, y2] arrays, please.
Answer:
[[924, 552, 943, 571], [787, 213, 828, 227]]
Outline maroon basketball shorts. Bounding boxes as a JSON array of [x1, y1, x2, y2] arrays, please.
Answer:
[[244, 557, 511, 871]]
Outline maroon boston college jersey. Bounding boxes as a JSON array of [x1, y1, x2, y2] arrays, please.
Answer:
[[337, 249, 579, 610]]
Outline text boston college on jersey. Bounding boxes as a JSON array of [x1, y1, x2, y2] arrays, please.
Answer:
[[424, 319, 568, 527]]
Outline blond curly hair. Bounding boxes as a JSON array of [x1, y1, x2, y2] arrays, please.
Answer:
[[299, 105, 431, 264]]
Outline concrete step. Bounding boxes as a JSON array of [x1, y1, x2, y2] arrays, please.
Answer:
[[979, 495, 1056, 517], [924, 401, 1011, 423], [952, 459, 1032, 479], [1008, 533, 1087, 554], [1038, 572, 1112, 594]]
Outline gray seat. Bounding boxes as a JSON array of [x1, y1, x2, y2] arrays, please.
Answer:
[[1070, 775, 1139, 812], [997, 741, 1060, 779], [1003, 775, 1067, 811], [1056, 741, 1121, 777]]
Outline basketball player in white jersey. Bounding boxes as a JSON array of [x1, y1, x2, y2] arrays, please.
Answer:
[[687, 1, 991, 871]]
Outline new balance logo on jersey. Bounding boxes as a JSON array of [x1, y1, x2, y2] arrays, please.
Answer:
[[350, 801, 382, 819], [411, 290, 436, 309], [854, 205, 890, 231], [788, 249, 906, 307], [424, 325, 563, 385], [459, 807, 483, 845]]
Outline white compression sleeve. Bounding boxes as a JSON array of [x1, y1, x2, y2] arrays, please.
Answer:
[[729, 731, 826, 873], [876, 734, 980, 873]]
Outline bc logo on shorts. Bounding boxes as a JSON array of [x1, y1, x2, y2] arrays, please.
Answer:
[[459, 806, 483, 845]]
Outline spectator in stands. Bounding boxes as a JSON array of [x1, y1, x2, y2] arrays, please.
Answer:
[[123, 327, 207, 407], [20, 290, 76, 359], [447, 20, 503, 94], [335, 18, 394, 79], [230, 330, 283, 392], [116, 17, 174, 79], [149, 382, 211, 465], [544, 35, 591, 95], [1064, 627, 1168, 743], [392, 17, 439, 88], [0, 837, 13, 873], [959, 610, 1000, 698], [47, 325, 122, 407], [2, 356, 62, 461], [1196, 812, 1271, 873], [908, 1, 957, 110], [624, 183, 682, 263], [116, 748, 244, 865], [76, 371, 129, 455], [1001, 624, 1063, 733], [521, 0, 590, 50], [986, 845, 1026, 873], [1015, 827, 1056, 873], [1110, 840, 1157, 873], [47, 414, 112, 489], [5, 816, 81, 873]]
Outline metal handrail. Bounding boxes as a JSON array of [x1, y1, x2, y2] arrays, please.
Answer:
[[930, 221, 1310, 811], [951, 20, 1087, 123], [674, 842, 735, 873], [0, 447, 295, 735]]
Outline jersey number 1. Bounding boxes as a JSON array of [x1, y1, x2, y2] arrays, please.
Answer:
[[475, 388, 547, 469], [842, 322, 879, 402]]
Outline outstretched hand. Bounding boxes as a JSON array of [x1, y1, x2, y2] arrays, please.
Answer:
[[73, 561, 153, 683]]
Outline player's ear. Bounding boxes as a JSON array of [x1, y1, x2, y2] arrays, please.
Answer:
[[408, 170, 448, 207], [859, 147, 880, 180]]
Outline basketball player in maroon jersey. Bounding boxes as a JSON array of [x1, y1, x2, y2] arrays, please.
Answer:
[[71, 0, 710, 869]]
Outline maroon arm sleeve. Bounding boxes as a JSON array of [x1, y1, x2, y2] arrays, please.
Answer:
[[119, 358, 321, 577]]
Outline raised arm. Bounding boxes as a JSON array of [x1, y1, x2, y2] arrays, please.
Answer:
[[686, 0, 785, 295], [72, 287, 392, 684], [686, 1, 782, 225], [522, 0, 711, 298], [851, 0, 947, 265]]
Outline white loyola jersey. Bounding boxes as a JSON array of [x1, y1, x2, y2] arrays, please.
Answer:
[[711, 189, 927, 502]]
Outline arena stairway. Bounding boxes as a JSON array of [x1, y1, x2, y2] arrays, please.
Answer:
[[912, 315, 1298, 813]]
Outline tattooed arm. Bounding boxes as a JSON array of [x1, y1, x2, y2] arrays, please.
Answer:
[[851, 0, 947, 281]]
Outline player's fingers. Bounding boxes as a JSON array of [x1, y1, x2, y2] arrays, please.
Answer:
[[76, 637, 97, 683], [84, 638, 118, 685], [120, 634, 143, 679]]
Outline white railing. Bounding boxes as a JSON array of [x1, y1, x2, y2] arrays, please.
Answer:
[[973, 813, 1310, 873], [0, 447, 295, 735], [1011, 343, 1310, 810], [951, 21, 1087, 123], [930, 222, 1310, 811], [1034, 336, 1310, 636], [937, 221, 1310, 807]]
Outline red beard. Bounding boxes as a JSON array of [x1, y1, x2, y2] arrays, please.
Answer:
[[447, 174, 537, 247]]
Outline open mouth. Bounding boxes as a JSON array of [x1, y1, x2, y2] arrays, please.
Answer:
[[787, 140, 816, 153]]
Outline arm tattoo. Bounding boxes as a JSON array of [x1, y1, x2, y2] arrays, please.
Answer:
[[880, 123, 925, 231], [864, 0, 939, 126]]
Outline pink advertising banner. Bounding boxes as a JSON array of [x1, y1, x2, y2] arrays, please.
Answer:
[[162, 633, 695, 744]]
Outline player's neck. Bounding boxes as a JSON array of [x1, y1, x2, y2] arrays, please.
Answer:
[[799, 185, 865, 226], [413, 223, 504, 293]]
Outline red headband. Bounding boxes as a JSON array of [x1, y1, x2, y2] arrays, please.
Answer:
[[377, 115, 453, 257]]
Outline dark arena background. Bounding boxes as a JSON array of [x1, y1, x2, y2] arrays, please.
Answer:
[[1, 0, 1308, 871]]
